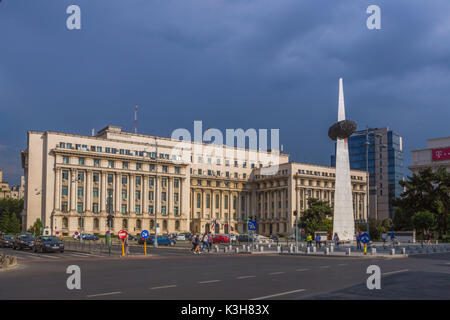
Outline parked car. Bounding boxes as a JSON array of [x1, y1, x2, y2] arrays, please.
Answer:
[[33, 236, 64, 253], [212, 234, 229, 243], [13, 233, 35, 250], [127, 234, 138, 241], [270, 234, 279, 241], [73, 233, 99, 241], [230, 234, 237, 242], [176, 233, 192, 241], [138, 236, 152, 245], [149, 236, 176, 246], [0, 234, 15, 248]]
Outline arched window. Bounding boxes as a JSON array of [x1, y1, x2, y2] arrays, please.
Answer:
[[162, 219, 168, 230], [62, 217, 68, 229], [150, 219, 154, 230], [122, 219, 128, 229], [78, 218, 83, 228], [136, 219, 141, 230], [175, 220, 180, 230], [94, 218, 99, 229]]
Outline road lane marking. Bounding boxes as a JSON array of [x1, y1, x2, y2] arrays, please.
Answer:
[[268, 272, 285, 275], [87, 291, 122, 298], [337, 263, 348, 266], [150, 285, 177, 290], [250, 289, 306, 300], [237, 275, 256, 279], [198, 280, 221, 284], [39, 254, 59, 259], [382, 269, 409, 276], [296, 268, 309, 272], [319, 265, 330, 268], [70, 252, 94, 257]]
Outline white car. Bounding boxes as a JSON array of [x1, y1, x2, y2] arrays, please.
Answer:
[[176, 233, 192, 241], [230, 234, 237, 241]]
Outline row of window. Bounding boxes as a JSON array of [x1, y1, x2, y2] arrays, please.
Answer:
[[62, 217, 181, 231], [193, 179, 239, 189], [62, 170, 180, 188], [191, 168, 247, 179], [62, 156, 181, 173], [61, 201, 180, 215], [59, 142, 173, 160], [61, 186, 180, 203]]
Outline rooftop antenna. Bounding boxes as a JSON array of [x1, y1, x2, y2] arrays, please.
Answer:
[[134, 104, 138, 134]]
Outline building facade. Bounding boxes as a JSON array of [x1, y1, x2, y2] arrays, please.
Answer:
[[0, 170, 24, 199], [409, 137, 450, 174], [332, 127, 404, 220], [21, 126, 367, 237]]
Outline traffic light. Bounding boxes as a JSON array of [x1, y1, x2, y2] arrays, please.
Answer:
[[293, 210, 298, 216]]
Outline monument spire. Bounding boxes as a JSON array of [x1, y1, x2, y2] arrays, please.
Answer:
[[330, 78, 356, 241], [338, 77, 346, 121]]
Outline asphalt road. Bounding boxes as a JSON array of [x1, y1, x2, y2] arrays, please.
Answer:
[[0, 247, 449, 300]]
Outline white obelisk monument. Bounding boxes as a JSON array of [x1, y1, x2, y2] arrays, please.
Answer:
[[333, 78, 355, 241]]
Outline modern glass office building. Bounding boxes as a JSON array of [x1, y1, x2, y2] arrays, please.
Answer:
[[332, 127, 404, 220]]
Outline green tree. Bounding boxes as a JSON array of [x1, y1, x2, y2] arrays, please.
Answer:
[[392, 166, 449, 238], [411, 211, 435, 239], [27, 218, 43, 236], [299, 198, 333, 235], [0, 210, 21, 234]]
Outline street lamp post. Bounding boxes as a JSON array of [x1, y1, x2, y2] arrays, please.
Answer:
[[107, 194, 113, 255], [154, 139, 159, 248], [228, 190, 231, 245], [365, 126, 370, 236]]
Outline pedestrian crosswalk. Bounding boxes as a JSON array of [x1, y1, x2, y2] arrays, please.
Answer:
[[0, 249, 110, 261]]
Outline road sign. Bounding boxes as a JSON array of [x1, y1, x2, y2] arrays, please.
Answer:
[[141, 230, 149, 239], [74, 231, 79, 235], [248, 221, 257, 231], [360, 233, 370, 244], [118, 230, 128, 240]]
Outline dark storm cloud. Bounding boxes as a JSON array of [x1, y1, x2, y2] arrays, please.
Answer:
[[0, 0, 449, 183]]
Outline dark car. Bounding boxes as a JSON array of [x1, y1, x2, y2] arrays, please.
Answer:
[[149, 236, 176, 246], [33, 236, 65, 253], [128, 234, 138, 241], [0, 234, 15, 248], [138, 235, 176, 246], [13, 233, 35, 250]]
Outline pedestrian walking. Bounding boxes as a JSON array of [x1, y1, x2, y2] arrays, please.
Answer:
[[390, 231, 396, 247], [306, 233, 312, 247], [201, 233, 209, 253], [207, 232, 213, 253], [427, 232, 432, 245], [315, 234, 321, 249], [333, 233, 339, 247], [356, 232, 361, 251], [190, 234, 196, 253], [194, 234, 201, 254], [381, 233, 387, 249]]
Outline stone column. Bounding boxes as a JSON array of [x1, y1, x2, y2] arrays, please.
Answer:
[[115, 172, 121, 213], [71, 169, 77, 211], [86, 170, 92, 212], [130, 174, 135, 214], [54, 168, 61, 210], [100, 171, 106, 212], [143, 174, 149, 214]]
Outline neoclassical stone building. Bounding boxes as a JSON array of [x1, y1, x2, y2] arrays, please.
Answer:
[[21, 126, 367, 237]]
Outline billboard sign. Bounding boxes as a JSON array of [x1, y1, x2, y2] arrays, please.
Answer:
[[432, 147, 450, 161]]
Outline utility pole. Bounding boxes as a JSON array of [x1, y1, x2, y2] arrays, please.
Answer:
[[228, 190, 231, 245], [365, 126, 370, 236], [154, 139, 159, 248]]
